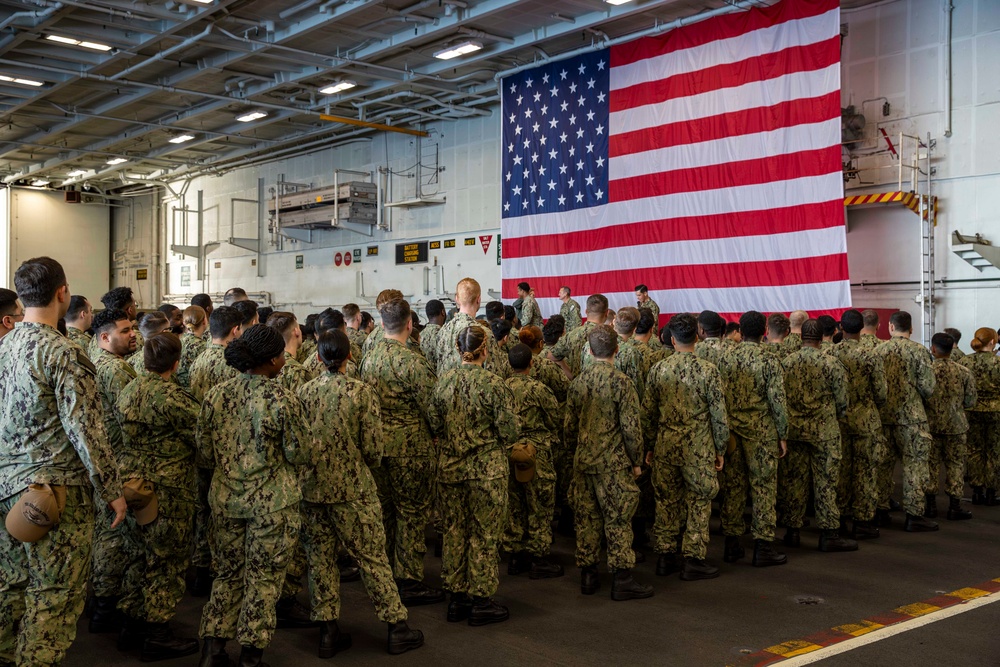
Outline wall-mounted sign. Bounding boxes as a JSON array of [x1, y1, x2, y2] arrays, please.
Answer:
[[430, 240, 441, 250], [295, 255, 303, 269], [334, 252, 343, 267], [444, 239, 455, 248], [344, 253, 352, 267], [214, 261, 222, 269], [497, 234, 502, 266], [367, 246, 379, 256], [136, 269, 148, 281], [396, 241, 429, 265], [480, 235, 492, 254], [180, 266, 191, 287], [464, 238, 475, 246], [353, 249, 362, 259]]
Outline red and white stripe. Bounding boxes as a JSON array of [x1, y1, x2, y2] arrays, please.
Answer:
[[501, 0, 848, 321]]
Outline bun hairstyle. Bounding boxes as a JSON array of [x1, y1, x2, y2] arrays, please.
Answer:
[[224, 323, 285, 372], [518, 325, 543, 350], [317, 329, 351, 372], [183, 305, 206, 332], [970, 327, 998, 352], [457, 324, 488, 363]]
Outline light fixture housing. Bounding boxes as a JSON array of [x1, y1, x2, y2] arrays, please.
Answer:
[[0, 74, 43, 86], [46, 34, 112, 51], [30, 179, 50, 187], [434, 40, 483, 60], [236, 110, 268, 122], [168, 134, 196, 144], [67, 170, 88, 177], [605, 0, 634, 5], [106, 157, 127, 165], [319, 81, 356, 95]]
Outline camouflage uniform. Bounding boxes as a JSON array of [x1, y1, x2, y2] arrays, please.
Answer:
[[346, 328, 367, 362], [92, 348, 138, 600], [781, 332, 802, 356], [66, 326, 92, 354], [528, 356, 571, 505], [197, 374, 309, 649], [504, 374, 559, 557], [582, 336, 646, 401], [716, 342, 788, 541], [950, 346, 966, 361], [420, 322, 442, 373], [780, 348, 848, 530], [297, 372, 406, 623], [873, 337, 936, 516], [0, 323, 122, 667], [550, 321, 596, 378], [277, 351, 313, 393], [637, 299, 660, 334], [859, 333, 880, 351], [926, 358, 977, 498], [642, 353, 728, 560], [360, 338, 439, 583], [434, 313, 508, 377], [560, 299, 582, 331], [429, 366, 519, 598], [297, 338, 316, 365], [565, 362, 643, 569], [957, 351, 1000, 489], [305, 348, 358, 380], [520, 294, 543, 328], [115, 372, 200, 623], [829, 340, 887, 522], [177, 331, 208, 389]]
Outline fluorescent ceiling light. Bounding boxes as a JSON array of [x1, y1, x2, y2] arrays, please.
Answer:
[[106, 157, 127, 165], [187, 0, 213, 3], [605, 0, 634, 4], [31, 179, 50, 186], [319, 81, 356, 95], [46, 34, 112, 51], [236, 110, 268, 122], [67, 170, 88, 177], [434, 40, 482, 60], [168, 134, 195, 144], [0, 74, 44, 86]]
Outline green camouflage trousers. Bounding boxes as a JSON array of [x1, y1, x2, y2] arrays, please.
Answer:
[[965, 412, 1000, 488], [879, 423, 931, 516], [374, 456, 435, 582], [837, 431, 883, 522], [572, 468, 639, 570], [721, 434, 779, 541], [553, 438, 575, 510], [118, 488, 195, 623], [199, 506, 300, 649], [504, 472, 555, 557], [91, 486, 126, 597], [440, 477, 507, 598], [280, 531, 307, 599], [300, 499, 406, 623], [782, 438, 842, 530], [652, 460, 719, 560], [0, 486, 93, 667], [192, 467, 214, 569], [928, 433, 968, 498]]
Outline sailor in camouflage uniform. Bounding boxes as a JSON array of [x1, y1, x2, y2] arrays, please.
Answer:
[[434, 278, 507, 377], [957, 327, 1000, 506], [558, 286, 582, 331], [581, 307, 646, 400], [0, 257, 125, 667], [642, 314, 728, 581], [420, 300, 447, 373], [429, 325, 520, 625], [517, 282, 543, 328], [634, 284, 659, 336], [781, 310, 808, 357], [549, 294, 609, 378], [177, 305, 208, 389], [565, 326, 653, 601], [342, 303, 367, 364], [859, 310, 881, 350], [943, 327, 966, 360], [266, 312, 313, 392], [764, 313, 792, 361], [64, 294, 93, 352], [197, 325, 311, 667], [128, 311, 171, 374]]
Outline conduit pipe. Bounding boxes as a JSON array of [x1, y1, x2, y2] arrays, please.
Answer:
[[352, 90, 491, 116], [0, 4, 62, 32], [944, 0, 953, 138], [109, 25, 213, 80]]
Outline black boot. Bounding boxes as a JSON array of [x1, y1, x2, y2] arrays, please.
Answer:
[[446, 592, 473, 623], [190, 567, 214, 597], [632, 549, 646, 565], [852, 520, 880, 540], [904, 513, 940, 532], [317, 621, 352, 659], [656, 552, 680, 576], [723, 536, 745, 563], [507, 551, 531, 576], [580, 565, 599, 595], [783, 527, 800, 548], [89, 596, 122, 633], [987, 488, 1000, 506], [875, 508, 893, 527], [972, 487, 986, 505], [924, 494, 938, 518], [387, 620, 423, 655], [396, 579, 445, 606], [238, 645, 268, 667], [610, 569, 654, 601], [469, 596, 509, 626], [818, 529, 859, 552], [752, 539, 788, 567], [679, 557, 719, 581], [947, 496, 972, 521], [889, 497, 902, 512], [141, 622, 199, 662], [198, 638, 230, 667], [117, 615, 146, 652], [528, 555, 564, 579], [275, 596, 316, 628]]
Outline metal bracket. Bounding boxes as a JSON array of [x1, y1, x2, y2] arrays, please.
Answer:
[[227, 237, 260, 252], [332, 219, 375, 236], [170, 244, 201, 258], [278, 227, 314, 243]]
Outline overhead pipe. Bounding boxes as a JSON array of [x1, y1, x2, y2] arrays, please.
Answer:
[[279, 0, 323, 20], [38, 0, 174, 22], [352, 90, 491, 116], [0, 4, 63, 32], [944, 0, 953, 138], [457, 26, 515, 44], [109, 25, 213, 81]]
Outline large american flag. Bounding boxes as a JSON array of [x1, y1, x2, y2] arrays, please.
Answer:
[[499, 0, 848, 323]]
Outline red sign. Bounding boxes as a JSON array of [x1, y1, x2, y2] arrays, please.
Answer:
[[344, 253, 352, 267], [480, 235, 492, 254], [334, 252, 343, 267]]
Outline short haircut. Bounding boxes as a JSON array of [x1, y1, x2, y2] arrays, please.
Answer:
[[375, 289, 404, 310], [342, 303, 361, 321], [585, 293, 609, 316], [209, 305, 243, 340], [485, 301, 505, 321], [266, 311, 298, 343], [302, 313, 318, 336], [740, 311, 766, 341], [635, 284, 648, 294], [455, 277, 481, 306], [256, 306, 274, 325], [380, 299, 411, 334], [315, 309, 346, 336], [224, 323, 284, 372], [725, 322, 741, 336], [191, 293, 213, 310], [560, 286, 571, 295], [425, 299, 445, 319], [766, 313, 790, 337], [889, 311, 912, 333], [518, 325, 543, 349], [659, 326, 673, 348], [0, 288, 20, 318], [92, 308, 129, 335], [635, 310, 656, 335], [508, 343, 533, 370], [101, 286, 134, 312], [318, 329, 352, 371], [668, 313, 698, 345], [503, 305, 517, 323], [232, 300, 258, 327], [801, 318, 823, 342], [840, 309, 864, 335], [542, 318, 563, 346], [66, 295, 89, 321], [817, 315, 838, 337], [698, 310, 723, 337], [931, 332, 954, 355], [158, 304, 179, 317], [517, 282, 530, 293], [144, 332, 182, 373], [862, 309, 879, 328], [614, 306, 640, 336], [138, 311, 169, 338], [943, 327, 961, 343], [789, 310, 809, 328], [183, 305, 206, 330], [491, 318, 512, 343], [589, 324, 618, 358], [223, 287, 248, 306], [15, 257, 67, 308]]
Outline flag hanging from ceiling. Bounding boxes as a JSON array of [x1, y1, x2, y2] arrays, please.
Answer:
[[499, 0, 848, 322]]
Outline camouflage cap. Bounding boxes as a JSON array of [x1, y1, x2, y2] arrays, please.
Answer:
[[5, 483, 66, 543]]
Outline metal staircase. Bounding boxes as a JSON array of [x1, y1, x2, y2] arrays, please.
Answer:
[[952, 231, 1000, 272]]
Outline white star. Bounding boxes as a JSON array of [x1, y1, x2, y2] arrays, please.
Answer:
[[530, 183, 537, 193], [509, 113, 516, 123], [597, 92, 606, 103], [542, 73, 550, 84], [538, 164, 546, 176], [523, 200, 529, 210], [586, 110, 596, 122], [575, 192, 584, 203], [516, 95, 523, 105], [515, 125, 522, 135], [548, 180, 557, 191], [558, 195, 566, 205], [525, 77, 533, 88], [550, 86, 559, 97], [523, 170, 529, 179], [506, 171, 511, 181], [569, 82, 577, 94], [513, 155, 523, 166], [568, 114, 577, 125], [596, 156, 605, 168], [585, 174, 595, 185], [507, 142, 514, 152], [577, 160, 585, 170], [548, 149, 557, 159], [559, 164, 567, 174], [587, 78, 595, 89], [523, 138, 530, 149], [578, 95, 586, 107], [576, 128, 584, 139], [531, 152, 539, 163], [539, 135, 547, 146], [560, 101, 569, 112], [513, 185, 522, 196], [510, 82, 517, 94], [540, 104, 548, 115], [559, 132, 568, 143], [567, 177, 575, 188], [504, 202, 510, 211], [549, 118, 558, 129], [597, 59, 606, 70], [560, 69, 568, 80], [578, 63, 586, 74], [525, 108, 532, 119], [533, 91, 541, 102], [532, 122, 540, 133], [537, 196, 545, 206], [568, 146, 576, 157], [595, 124, 604, 135], [595, 189, 604, 200]]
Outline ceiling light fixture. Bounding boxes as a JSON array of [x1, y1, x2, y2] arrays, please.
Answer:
[[605, 0, 634, 5], [168, 134, 196, 144], [46, 34, 112, 51], [106, 157, 127, 165], [67, 170, 88, 177], [30, 179, 50, 187], [433, 40, 482, 60], [319, 81, 356, 95], [236, 110, 268, 122], [0, 74, 44, 86]]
